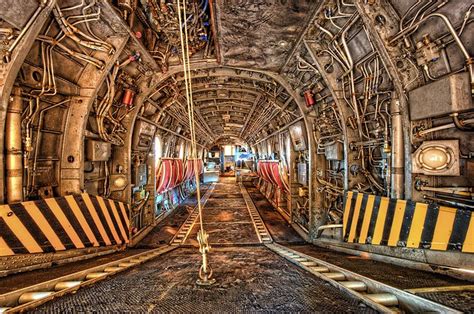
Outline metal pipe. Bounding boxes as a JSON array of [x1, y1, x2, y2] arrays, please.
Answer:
[[417, 122, 455, 136], [6, 86, 23, 203], [452, 113, 474, 131], [5, 0, 48, 61], [434, 194, 474, 205], [419, 185, 474, 196], [416, 118, 474, 136], [440, 47, 451, 73], [132, 191, 150, 213], [423, 194, 474, 210], [316, 224, 343, 237], [390, 13, 473, 92], [390, 96, 404, 199]]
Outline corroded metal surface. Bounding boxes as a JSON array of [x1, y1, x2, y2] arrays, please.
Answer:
[[215, 0, 320, 71], [1, 246, 175, 311], [170, 183, 216, 245], [34, 247, 370, 313], [0, 0, 473, 290], [203, 207, 253, 223], [209, 192, 243, 199], [187, 222, 259, 245], [205, 199, 248, 208]]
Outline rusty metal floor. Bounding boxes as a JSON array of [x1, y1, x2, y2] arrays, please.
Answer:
[[185, 177, 260, 246], [34, 247, 372, 313], [0, 187, 213, 295]]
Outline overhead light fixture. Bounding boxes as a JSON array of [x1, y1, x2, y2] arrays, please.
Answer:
[[278, 40, 289, 48]]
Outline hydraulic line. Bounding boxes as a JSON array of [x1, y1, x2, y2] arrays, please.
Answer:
[[389, 13, 473, 92], [5, 0, 49, 62], [416, 118, 474, 136], [6, 87, 24, 203], [390, 97, 404, 199], [452, 113, 474, 132]]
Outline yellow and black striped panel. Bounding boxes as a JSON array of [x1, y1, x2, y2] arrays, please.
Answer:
[[0, 194, 130, 256], [343, 191, 474, 253]]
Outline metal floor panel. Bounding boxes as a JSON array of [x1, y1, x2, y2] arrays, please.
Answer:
[[185, 222, 260, 245], [209, 192, 243, 199], [34, 247, 372, 313], [417, 291, 474, 312], [205, 198, 247, 208], [202, 207, 253, 223], [183, 177, 262, 245]]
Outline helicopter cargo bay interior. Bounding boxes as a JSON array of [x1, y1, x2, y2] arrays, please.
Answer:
[[0, 0, 473, 312]]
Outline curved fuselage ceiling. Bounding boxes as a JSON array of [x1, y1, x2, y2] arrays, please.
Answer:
[[0, 0, 472, 253]]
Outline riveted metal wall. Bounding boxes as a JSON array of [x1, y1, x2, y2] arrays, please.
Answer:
[[343, 191, 474, 253], [0, 194, 129, 256]]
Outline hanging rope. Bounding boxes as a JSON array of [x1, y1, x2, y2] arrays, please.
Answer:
[[177, 0, 215, 286]]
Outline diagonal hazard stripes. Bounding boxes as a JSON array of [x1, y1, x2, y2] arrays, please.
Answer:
[[342, 191, 474, 253], [0, 194, 130, 256]]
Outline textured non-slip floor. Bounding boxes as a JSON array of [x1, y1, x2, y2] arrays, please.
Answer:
[[418, 291, 474, 312], [288, 244, 471, 290], [209, 192, 242, 199], [205, 198, 247, 208], [17, 176, 474, 312], [186, 222, 260, 245], [185, 177, 260, 245], [35, 247, 373, 313]]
